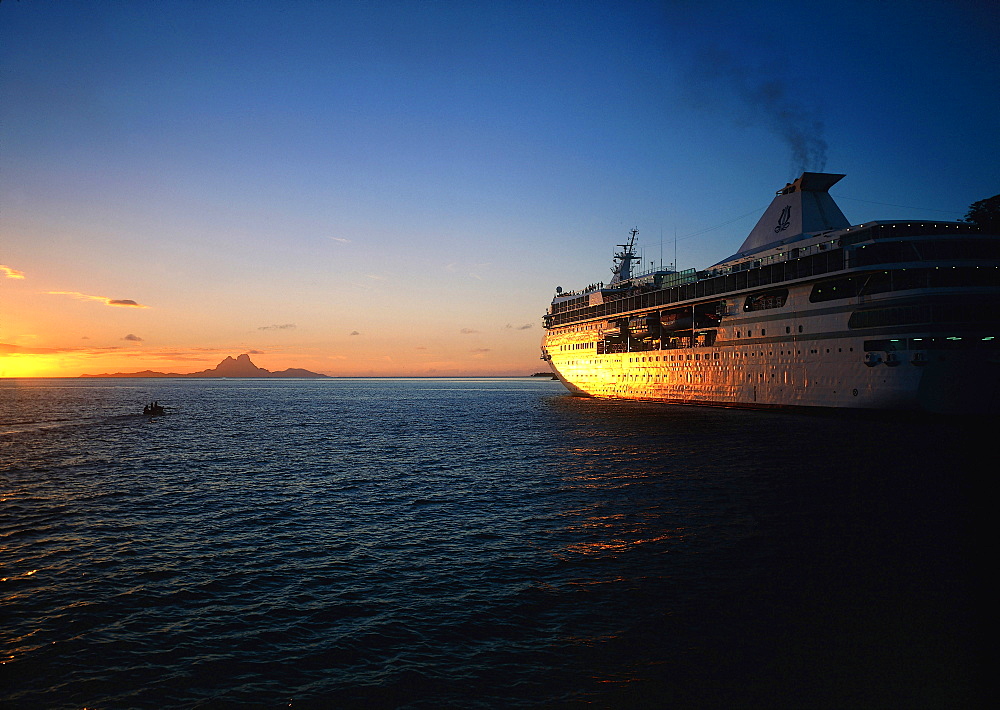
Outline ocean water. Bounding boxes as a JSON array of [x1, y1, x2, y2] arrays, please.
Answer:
[[1, 377, 983, 709]]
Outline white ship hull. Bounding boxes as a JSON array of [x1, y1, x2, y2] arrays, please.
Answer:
[[542, 174, 1000, 414]]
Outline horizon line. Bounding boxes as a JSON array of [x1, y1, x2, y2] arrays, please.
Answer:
[[1, 374, 558, 380]]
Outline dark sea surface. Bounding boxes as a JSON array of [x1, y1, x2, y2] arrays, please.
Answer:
[[1, 377, 985, 709]]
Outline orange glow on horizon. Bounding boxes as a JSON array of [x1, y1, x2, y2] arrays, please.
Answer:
[[0, 354, 57, 378], [0, 347, 541, 378], [2, 258, 543, 379], [0, 350, 224, 378]]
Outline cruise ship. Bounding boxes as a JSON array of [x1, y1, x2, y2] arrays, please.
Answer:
[[541, 173, 1000, 413]]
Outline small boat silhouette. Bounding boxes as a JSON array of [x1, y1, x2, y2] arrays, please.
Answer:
[[142, 402, 166, 416]]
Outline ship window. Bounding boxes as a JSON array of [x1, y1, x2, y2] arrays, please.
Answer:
[[786, 326, 790, 334], [744, 289, 788, 312], [848, 303, 936, 329], [761, 329, 766, 336], [810, 276, 859, 302]]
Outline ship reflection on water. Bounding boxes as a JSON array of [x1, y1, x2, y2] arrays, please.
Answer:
[[542, 395, 982, 707]]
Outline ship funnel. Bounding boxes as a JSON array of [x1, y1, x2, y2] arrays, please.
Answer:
[[735, 172, 850, 256]]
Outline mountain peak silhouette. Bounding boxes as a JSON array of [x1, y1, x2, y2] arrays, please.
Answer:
[[208, 353, 267, 377], [81, 353, 328, 378]]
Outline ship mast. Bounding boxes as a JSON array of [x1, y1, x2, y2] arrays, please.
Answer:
[[610, 228, 640, 285]]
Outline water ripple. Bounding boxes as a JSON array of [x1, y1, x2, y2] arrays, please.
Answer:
[[1, 378, 985, 708]]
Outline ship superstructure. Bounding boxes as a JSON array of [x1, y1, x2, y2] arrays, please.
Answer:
[[541, 173, 1000, 413]]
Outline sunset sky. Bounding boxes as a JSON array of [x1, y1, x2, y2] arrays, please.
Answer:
[[2, 0, 998, 377]]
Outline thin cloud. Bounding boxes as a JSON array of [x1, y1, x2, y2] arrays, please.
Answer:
[[1, 265, 26, 279], [258, 323, 296, 331], [470, 348, 491, 354], [329, 237, 351, 244], [505, 323, 533, 331], [108, 299, 142, 307], [2, 342, 132, 355], [1, 343, 63, 354], [47, 291, 149, 308], [460, 328, 479, 335], [349, 330, 361, 336], [445, 262, 489, 280], [468, 262, 489, 280], [123, 334, 143, 342]]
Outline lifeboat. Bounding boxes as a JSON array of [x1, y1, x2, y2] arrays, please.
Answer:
[[660, 310, 692, 331]]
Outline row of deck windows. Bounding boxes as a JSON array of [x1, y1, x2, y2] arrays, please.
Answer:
[[559, 342, 595, 351], [622, 347, 856, 363], [556, 323, 806, 342], [560, 336, 992, 368], [549, 262, 997, 329], [735, 325, 805, 338]]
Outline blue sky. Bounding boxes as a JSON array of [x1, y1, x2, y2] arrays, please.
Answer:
[[2, 0, 998, 376]]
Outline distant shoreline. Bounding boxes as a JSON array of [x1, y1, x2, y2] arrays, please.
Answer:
[[3, 374, 560, 380], [3, 354, 558, 380]]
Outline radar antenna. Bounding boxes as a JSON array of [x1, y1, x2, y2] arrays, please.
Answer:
[[610, 228, 640, 285]]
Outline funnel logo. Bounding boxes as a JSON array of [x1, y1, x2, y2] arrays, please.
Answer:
[[774, 205, 792, 233]]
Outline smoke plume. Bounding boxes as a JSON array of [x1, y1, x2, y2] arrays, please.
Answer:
[[686, 48, 828, 175]]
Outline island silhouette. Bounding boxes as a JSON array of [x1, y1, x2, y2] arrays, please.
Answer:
[[82, 353, 328, 378]]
